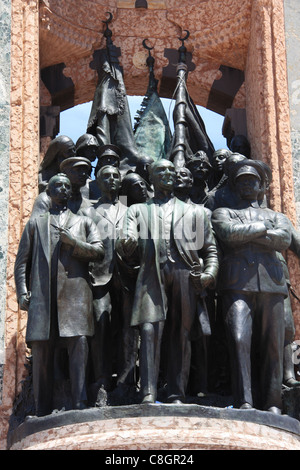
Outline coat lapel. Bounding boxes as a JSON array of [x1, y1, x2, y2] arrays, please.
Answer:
[[172, 197, 190, 225], [146, 199, 160, 241], [64, 209, 79, 230], [36, 212, 51, 262], [116, 201, 127, 224], [93, 201, 125, 225], [172, 198, 197, 268], [144, 197, 187, 241]]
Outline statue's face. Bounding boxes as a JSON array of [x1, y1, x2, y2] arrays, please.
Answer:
[[212, 151, 229, 172], [48, 176, 72, 205], [235, 174, 261, 200], [188, 158, 210, 180], [98, 166, 121, 195], [65, 164, 90, 187], [150, 160, 176, 193], [175, 168, 193, 189], [128, 177, 148, 203]]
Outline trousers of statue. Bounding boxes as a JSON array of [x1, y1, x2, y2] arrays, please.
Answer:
[[139, 258, 198, 402], [221, 291, 285, 411]]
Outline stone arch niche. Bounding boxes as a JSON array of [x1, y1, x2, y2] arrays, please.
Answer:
[[2, 0, 300, 450]]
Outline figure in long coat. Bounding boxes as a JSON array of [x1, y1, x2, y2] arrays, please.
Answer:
[[14, 174, 104, 416]]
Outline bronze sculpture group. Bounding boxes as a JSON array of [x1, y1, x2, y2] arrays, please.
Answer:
[[14, 146, 300, 417], [13, 17, 300, 419]]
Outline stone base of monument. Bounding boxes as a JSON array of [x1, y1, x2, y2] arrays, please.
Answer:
[[7, 403, 300, 450]]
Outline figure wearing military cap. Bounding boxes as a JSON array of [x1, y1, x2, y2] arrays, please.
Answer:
[[212, 159, 291, 414]]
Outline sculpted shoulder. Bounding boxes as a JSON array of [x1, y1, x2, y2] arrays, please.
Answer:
[[68, 210, 98, 228], [126, 200, 151, 215]]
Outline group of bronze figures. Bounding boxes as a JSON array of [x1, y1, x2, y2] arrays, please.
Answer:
[[12, 16, 300, 419], [14, 133, 300, 418]]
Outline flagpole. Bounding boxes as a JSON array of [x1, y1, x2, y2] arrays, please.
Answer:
[[171, 31, 190, 169]]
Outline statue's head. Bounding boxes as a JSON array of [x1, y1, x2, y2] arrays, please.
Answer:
[[148, 159, 176, 193], [211, 148, 232, 173], [174, 167, 193, 191], [60, 156, 92, 188], [40, 135, 76, 171], [46, 173, 72, 205], [75, 133, 100, 162], [96, 165, 121, 196], [186, 150, 211, 181], [120, 173, 148, 205], [232, 159, 268, 201], [95, 144, 121, 173]]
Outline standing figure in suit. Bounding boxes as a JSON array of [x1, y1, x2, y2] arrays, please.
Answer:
[[82, 165, 127, 393], [174, 166, 216, 396], [211, 160, 291, 413], [14, 174, 104, 416], [117, 159, 219, 404]]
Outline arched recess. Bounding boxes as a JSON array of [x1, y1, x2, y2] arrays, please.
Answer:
[[39, 0, 251, 156], [37, 0, 300, 354], [38, 1, 296, 212]]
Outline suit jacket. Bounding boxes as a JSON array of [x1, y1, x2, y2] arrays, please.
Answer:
[[211, 205, 291, 295], [119, 197, 219, 326], [14, 209, 104, 343], [82, 199, 127, 287]]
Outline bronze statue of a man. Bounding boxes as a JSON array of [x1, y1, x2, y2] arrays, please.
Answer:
[[14, 174, 104, 416], [117, 159, 219, 404], [82, 165, 128, 392], [211, 160, 291, 413]]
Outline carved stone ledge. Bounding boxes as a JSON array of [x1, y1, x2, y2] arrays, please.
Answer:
[[7, 404, 300, 450]]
